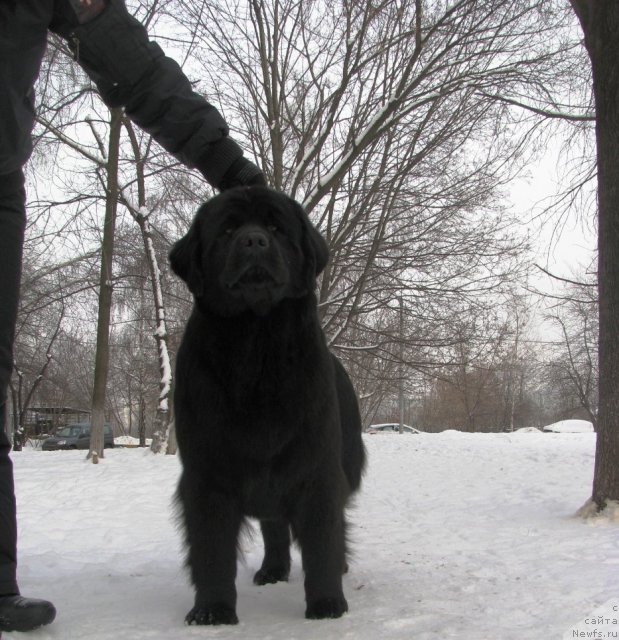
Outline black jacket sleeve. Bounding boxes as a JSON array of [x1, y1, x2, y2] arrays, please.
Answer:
[[50, 0, 262, 189]]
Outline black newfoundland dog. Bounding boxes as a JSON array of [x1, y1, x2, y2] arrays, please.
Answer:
[[169, 186, 366, 626]]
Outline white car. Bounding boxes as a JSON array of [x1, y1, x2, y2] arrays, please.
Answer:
[[367, 423, 422, 434], [542, 419, 594, 433]]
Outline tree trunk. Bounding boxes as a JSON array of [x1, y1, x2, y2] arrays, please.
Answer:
[[140, 218, 172, 454], [9, 382, 22, 451], [121, 119, 173, 454], [570, 0, 619, 508], [138, 393, 146, 448], [165, 418, 177, 456], [89, 107, 122, 461]]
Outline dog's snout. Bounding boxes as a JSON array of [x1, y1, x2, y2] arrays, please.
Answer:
[[241, 229, 270, 252]]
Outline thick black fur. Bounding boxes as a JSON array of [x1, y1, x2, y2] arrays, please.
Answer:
[[170, 186, 366, 626]]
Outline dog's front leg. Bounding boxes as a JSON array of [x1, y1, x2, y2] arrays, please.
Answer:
[[179, 475, 242, 625], [292, 479, 348, 619]]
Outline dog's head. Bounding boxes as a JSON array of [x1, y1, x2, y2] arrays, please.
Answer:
[[169, 187, 329, 316]]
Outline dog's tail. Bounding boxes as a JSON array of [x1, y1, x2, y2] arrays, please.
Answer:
[[333, 356, 366, 493]]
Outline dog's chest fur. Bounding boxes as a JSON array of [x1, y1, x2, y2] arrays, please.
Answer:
[[240, 466, 286, 517], [177, 299, 333, 464]]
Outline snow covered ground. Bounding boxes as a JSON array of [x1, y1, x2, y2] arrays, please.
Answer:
[[6, 431, 618, 639]]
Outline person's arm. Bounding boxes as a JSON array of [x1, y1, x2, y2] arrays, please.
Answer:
[[50, 0, 264, 190]]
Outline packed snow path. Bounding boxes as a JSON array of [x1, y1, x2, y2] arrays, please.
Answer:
[[8, 431, 617, 639]]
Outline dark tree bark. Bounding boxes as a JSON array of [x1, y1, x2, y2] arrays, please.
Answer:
[[89, 107, 122, 461], [570, 0, 619, 509]]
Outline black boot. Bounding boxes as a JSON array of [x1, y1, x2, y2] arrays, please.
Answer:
[[0, 595, 56, 632]]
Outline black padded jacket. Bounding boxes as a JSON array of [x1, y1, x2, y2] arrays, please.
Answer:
[[0, 0, 261, 188]]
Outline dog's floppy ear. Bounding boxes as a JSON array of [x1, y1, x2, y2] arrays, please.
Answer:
[[169, 217, 204, 297], [292, 201, 330, 278]]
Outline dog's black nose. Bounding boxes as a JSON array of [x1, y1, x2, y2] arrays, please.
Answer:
[[241, 229, 270, 252]]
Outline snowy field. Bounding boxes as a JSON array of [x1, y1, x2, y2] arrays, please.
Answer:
[[6, 431, 618, 639]]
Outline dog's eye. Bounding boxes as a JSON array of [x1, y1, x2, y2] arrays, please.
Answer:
[[267, 225, 278, 233], [224, 228, 235, 236]]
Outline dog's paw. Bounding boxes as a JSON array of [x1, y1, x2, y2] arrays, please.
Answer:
[[185, 603, 238, 626], [253, 566, 290, 585], [305, 597, 349, 619]]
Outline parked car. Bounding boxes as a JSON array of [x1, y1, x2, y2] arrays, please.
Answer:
[[542, 419, 594, 434], [367, 423, 422, 434], [42, 423, 115, 451]]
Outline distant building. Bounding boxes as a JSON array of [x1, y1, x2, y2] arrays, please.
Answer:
[[21, 407, 91, 436]]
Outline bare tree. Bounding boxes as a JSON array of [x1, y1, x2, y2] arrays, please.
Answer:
[[19, 2, 596, 460], [87, 107, 123, 461], [545, 268, 598, 427], [169, 0, 568, 405], [119, 118, 174, 454], [29, 18, 191, 457], [567, 0, 619, 512], [9, 223, 99, 446], [10, 288, 65, 449]]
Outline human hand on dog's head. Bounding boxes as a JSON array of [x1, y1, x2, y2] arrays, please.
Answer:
[[217, 157, 266, 191]]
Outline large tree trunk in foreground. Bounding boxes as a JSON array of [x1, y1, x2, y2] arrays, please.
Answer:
[[570, 0, 619, 509]]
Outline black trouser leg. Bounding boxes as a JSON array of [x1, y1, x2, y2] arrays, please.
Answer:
[[0, 169, 26, 596], [0, 418, 18, 596]]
